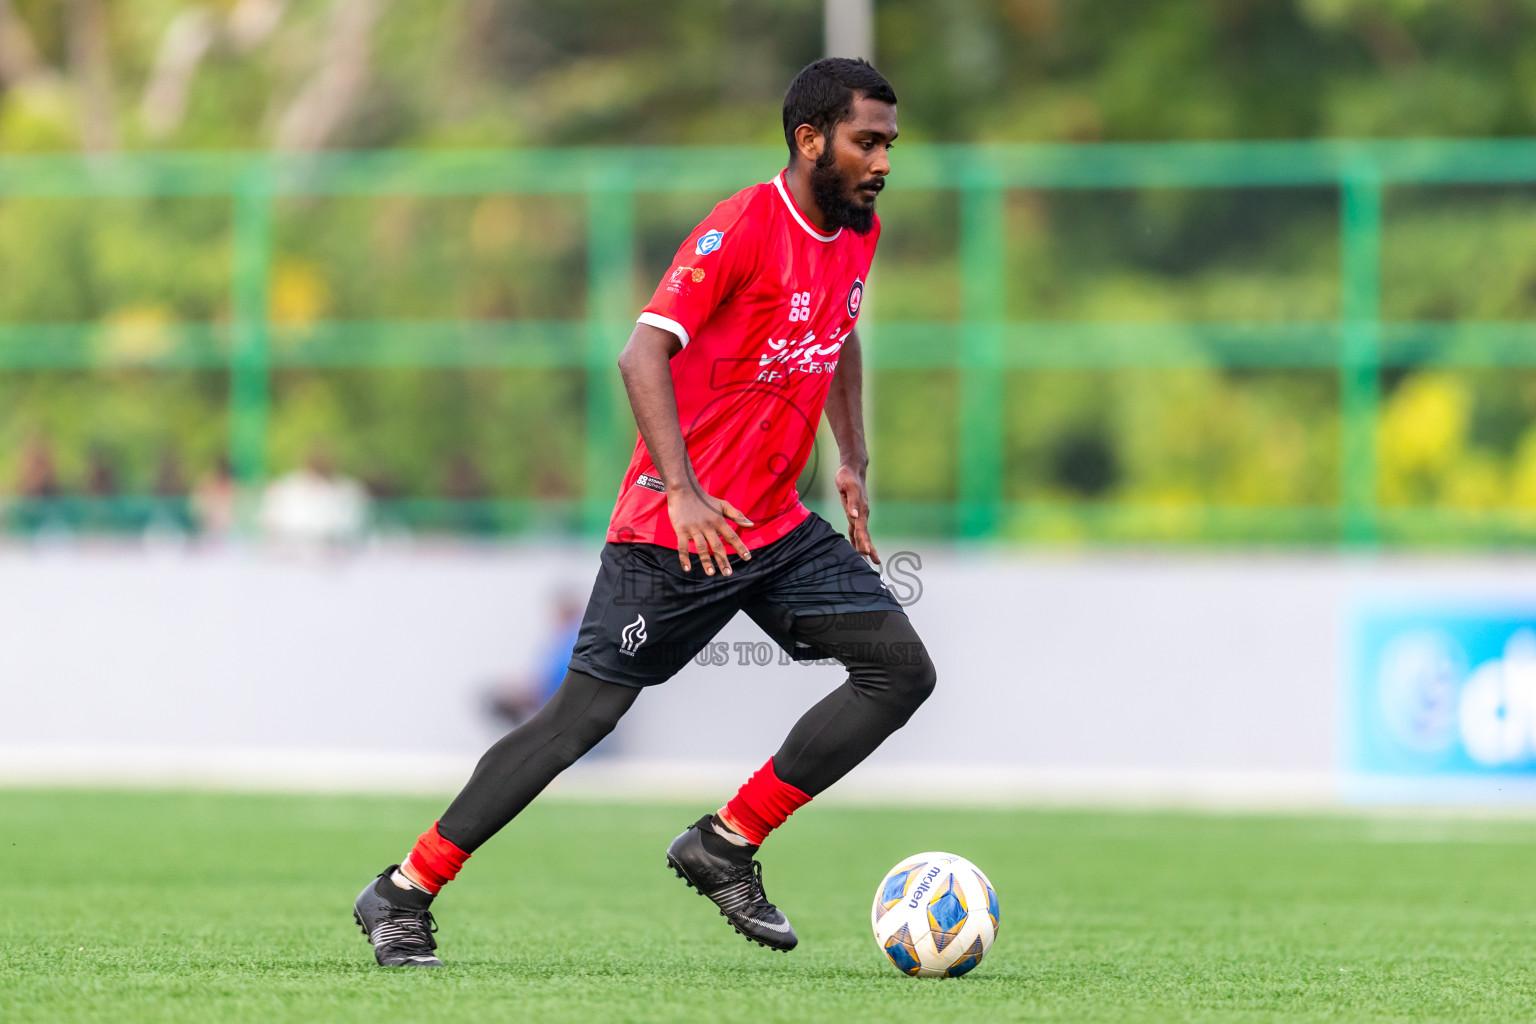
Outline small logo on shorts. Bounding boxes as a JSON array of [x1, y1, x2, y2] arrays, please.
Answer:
[[634, 473, 666, 492], [847, 278, 864, 318], [620, 614, 648, 656], [696, 230, 724, 256]]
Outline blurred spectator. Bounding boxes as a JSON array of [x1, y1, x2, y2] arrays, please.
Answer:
[[153, 448, 186, 496], [444, 453, 497, 535], [363, 468, 409, 537], [258, 448, 370, 546], [17, 435, 61, 498], [145, 446, 195, 538], [12, 434, 66, 536], [364, 469, 402, 502], [535, 463, 572, 499], [81, 445, 122, 533], [193, 457, 239, 540], [486, 591, 585, 728], [444, 454, 488, 501], [84, 446, 119, 498]]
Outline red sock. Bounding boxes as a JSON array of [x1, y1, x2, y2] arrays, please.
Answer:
[[720, 758, 811, 846], [402, 822, 470, 895]]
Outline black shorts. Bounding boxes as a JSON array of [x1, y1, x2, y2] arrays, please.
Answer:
[[567, 512, 908, 687]]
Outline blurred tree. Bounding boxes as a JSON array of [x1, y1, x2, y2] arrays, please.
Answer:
[[0, 0, 1534, 540]]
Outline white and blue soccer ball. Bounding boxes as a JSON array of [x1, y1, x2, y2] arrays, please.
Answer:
[[871, 852, 999, 978]]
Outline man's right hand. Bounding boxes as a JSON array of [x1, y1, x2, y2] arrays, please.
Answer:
[[667, 487, 753, 576]]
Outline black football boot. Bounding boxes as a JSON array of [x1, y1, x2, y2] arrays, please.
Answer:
[[353, 866, 444, 967], [665, 815, 798, 951]]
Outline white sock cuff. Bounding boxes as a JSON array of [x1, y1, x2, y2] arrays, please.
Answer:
[[391, 866, 431, 893], [710, 816, 751, 847]]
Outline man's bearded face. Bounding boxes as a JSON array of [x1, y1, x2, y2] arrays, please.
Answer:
[[810, 133, 882, 235]]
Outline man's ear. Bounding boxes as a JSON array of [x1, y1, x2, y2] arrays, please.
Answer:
[[793, 123, 824, 164]]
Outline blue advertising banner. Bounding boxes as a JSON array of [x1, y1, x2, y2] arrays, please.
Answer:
[[1349, 605, 1536, 798]]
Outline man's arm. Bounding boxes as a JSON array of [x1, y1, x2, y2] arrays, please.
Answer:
[[823, 327, 879, 564], [616, 323, 752, 576]]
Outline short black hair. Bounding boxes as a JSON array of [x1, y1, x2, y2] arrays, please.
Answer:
[[782, 58, 897, 157]]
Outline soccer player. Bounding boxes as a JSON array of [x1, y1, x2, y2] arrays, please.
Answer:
[[354, 57, 935, 967]]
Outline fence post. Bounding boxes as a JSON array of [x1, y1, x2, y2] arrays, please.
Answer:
[[230, 163, 274, 500], [1340, 160, 1382, 546], [585, 167, 636, 535], [958, 165, 1006, 538]]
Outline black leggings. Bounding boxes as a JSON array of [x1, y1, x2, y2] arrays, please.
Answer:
[[436, 611, 935, 853]]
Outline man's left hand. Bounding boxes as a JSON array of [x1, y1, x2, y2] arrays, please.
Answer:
[[835, 463, 879, 564]]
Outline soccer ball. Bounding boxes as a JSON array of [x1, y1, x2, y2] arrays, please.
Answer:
[[871, 851, 999, 978]]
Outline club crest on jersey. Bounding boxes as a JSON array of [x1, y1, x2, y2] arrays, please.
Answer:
[[619, 614, 647, 656], [695, 230, 724, 256], [847, 278, 864, 319]]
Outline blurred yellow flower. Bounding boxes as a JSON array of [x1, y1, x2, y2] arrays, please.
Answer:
[[1379, 372, 1471, 503], [1445, 454, 1506, 509], [269, 260, 331, 327], [1509, 431, 1536, 508]]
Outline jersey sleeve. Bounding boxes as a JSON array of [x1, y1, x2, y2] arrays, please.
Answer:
[[638, 196, 760, 346]]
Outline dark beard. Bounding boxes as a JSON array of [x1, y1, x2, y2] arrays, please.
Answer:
[[810, 147, 877, 235]]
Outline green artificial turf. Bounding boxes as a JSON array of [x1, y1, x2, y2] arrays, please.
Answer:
[[4, 791, 1536, 1023]]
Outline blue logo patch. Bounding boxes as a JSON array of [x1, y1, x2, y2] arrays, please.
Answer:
[[1346, 604, 1536, 798], [695, 230, 724, 256]]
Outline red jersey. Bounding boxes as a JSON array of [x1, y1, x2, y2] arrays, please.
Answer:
[[608, 169, 880, 551]]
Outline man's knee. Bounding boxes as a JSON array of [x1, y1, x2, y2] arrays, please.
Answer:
[[861, 635, 933, 715], [891, 650, 936, 712], [855, 618, 936, 713]]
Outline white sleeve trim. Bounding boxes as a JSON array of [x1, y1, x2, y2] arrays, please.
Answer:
[[637, 312, 691, 347]]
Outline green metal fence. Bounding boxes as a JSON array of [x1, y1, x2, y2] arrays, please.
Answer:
[[3, 141, 1536, 544]]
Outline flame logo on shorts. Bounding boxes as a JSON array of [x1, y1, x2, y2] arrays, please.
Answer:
[[620, 614, 648, 656]]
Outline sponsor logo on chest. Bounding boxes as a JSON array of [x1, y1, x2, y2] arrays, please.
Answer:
[[752, 280, 861, 384]]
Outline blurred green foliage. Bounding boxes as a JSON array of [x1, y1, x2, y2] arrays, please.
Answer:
[[4, 0, 1536, 542]]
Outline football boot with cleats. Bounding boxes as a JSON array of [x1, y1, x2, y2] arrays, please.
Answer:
[[665, 815, 798, 951], [353, 866, 443, 967]]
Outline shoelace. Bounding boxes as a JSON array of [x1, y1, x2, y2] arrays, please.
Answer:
[[747, 860, 775, 914], [710, 860, 776, 918], [370, 908, 439, 953]]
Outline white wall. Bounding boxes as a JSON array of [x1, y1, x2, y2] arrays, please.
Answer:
[[4, 541, 1536, 804]]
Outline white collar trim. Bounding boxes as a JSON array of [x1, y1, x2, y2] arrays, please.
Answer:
[[773, 171, 841, 243]]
